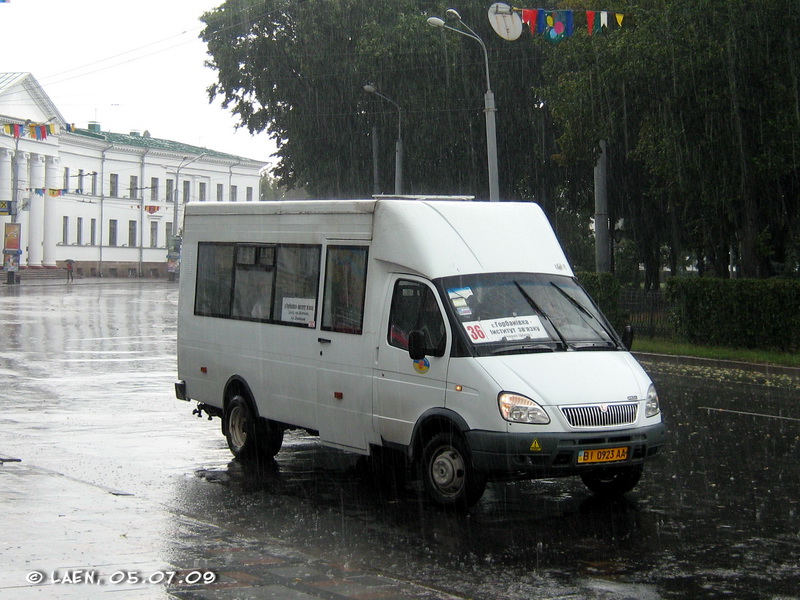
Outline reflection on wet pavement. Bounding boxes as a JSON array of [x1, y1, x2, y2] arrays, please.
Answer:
[[1, 284, 798, 599]]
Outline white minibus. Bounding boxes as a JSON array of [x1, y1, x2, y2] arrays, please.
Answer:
[[175, 197, 666, 507]]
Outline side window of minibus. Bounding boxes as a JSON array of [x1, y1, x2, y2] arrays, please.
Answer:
[[321, 246, 368, 334], [388, 280, 446, 356]]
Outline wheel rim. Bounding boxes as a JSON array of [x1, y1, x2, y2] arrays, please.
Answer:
[[429, 445, 465, 498], [228, 404, 247, 451]]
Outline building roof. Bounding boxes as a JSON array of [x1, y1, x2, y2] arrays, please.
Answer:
[[0, 72, 67, 125], [70, 127, 262, 164], [1, 72, 265, 166]]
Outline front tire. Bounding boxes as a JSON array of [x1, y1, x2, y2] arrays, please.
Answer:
[[224, 394, 283, 462], [421, 432, 486, 508], [580, 464, 643, 497]]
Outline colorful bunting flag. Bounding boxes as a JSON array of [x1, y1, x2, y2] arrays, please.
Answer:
[[542, 10, 574, 43], [514, 6, 626, 40]]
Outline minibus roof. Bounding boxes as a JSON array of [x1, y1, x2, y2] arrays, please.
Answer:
[[184, 198, 573, 279]]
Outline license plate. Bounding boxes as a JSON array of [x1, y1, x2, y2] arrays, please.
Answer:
[[577, 447, 629, 464]]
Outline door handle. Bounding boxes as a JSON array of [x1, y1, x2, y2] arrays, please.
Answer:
[[318, 337, 332, 344]]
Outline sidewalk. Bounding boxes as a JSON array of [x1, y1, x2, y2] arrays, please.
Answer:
[[2, 273, 176, 287]]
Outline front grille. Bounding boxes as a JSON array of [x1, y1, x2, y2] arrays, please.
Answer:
[[560, 402, 638, 428]]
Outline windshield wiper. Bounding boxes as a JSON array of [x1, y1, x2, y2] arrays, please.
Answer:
[[491, 344, 556, 355], [549, 282, 621, 349], [513, 281, 568, 350]]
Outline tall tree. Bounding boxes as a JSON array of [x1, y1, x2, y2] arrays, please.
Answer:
[[199, 0, 563, 202]]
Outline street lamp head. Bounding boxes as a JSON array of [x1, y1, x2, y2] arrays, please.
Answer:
[[363, 83, 377, 94], [427, 16, 445, 28], [445, 8, 462, 22]]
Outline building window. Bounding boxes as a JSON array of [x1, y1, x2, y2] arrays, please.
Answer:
[[109, 174, 119, 197], [109, 220, 118, 247], [199, 182, 207, 202], [166, 179, 174, 204], [150, 222, 158, 248], [91, 219, 97, 245], [230, 185, 238, 202], [216, 183, 224, 202], [183, 180, 191, 203], [77, 217, 83, 245], [78, 169, 85, 194], [128, 221, 137, 247], [130, 175, 138, 198], [166, 222, 173, 239], [91, 172, 98, 196], [63, 167, 70, 191], [62, 216, 69, 245], [246, 186, 253, 202], [150, 177, 159, 202]]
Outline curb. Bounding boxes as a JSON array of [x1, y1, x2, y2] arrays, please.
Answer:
[[633, 351, 800, 380]]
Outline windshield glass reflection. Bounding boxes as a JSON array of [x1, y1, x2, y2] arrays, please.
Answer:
[[440, 273, 618, 355]]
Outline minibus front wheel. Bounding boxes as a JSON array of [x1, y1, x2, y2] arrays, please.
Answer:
[[421, 432, 486, 508]]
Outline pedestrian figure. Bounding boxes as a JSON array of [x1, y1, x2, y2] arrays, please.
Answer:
[[66, 261, 74, 283]]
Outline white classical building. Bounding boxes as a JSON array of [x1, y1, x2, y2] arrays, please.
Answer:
[[0, 73, 266, 278]]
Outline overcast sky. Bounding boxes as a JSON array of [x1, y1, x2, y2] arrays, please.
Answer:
[[0, 0, 276, 166]]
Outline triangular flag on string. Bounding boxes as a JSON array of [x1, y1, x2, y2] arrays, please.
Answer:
[[521, 8, 538, 33], [600, 11, 608, 28], [616, 13, 624, 27], [587, 11, 597, 35]]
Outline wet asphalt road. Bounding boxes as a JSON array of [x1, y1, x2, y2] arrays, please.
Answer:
[[0, 281, 798, 599]]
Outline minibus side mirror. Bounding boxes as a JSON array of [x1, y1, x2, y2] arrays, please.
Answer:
[[621, 325, 635, 351], [408, 330, 427, 361]]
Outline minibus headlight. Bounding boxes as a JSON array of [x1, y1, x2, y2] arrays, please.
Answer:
[[645, 384, 660, 417], [498, 393, 550, 424]]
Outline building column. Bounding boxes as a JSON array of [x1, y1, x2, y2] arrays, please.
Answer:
[[42, 156, 61, 267], [27, 153, 45, 267], [0, 150, 11, 231], [15, 152, 30, 266]]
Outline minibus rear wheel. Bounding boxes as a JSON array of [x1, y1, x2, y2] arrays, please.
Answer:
[[421, 432, 486, 508], [224, 394, 283, 461], [579, 464, 643, 497], [224, 394, 258, 459]]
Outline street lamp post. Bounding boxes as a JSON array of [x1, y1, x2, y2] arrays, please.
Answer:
[[171, 153, 206, 237], [427, 9, 499, 202], [363, 84, 403, 195]]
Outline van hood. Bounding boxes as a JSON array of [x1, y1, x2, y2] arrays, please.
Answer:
[[476, 351, 652, 406]]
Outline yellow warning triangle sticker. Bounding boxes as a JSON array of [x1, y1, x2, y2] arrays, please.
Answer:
[[530, 438, 542, 452]]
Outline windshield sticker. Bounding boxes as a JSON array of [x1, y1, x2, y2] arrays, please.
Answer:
[[448, 287, 475, 318], [461, 315, 549, 343]]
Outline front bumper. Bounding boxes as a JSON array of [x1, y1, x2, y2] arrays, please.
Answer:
[[466, 422, 667, 479]]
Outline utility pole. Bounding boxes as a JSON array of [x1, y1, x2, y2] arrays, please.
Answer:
[[594, 140, 611, 272]]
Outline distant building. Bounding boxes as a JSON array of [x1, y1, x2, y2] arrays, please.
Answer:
[[0, 72, 266, 278]]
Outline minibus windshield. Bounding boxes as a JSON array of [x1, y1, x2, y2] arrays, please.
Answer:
[[441, 273, 620, 355]]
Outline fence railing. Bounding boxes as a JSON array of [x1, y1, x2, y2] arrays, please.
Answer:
[[619, 289, 673, 338]]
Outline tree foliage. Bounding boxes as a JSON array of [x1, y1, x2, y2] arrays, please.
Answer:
[[201, 1, 567, 200], [201, 0, 800, 281], [537, 0, 800, 282]]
